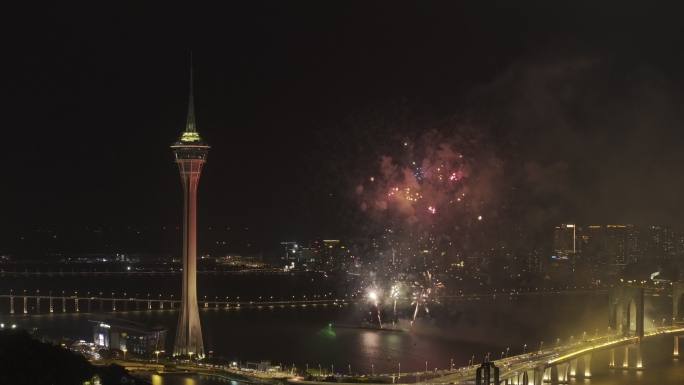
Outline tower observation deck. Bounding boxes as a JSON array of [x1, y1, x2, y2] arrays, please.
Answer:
[[171, 59, 208, 358]]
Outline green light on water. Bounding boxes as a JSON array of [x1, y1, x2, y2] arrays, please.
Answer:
[[318, 323, 336, 338]]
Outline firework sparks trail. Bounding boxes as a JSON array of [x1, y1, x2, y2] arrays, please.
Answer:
[[367, 289, 382, 328], [389, 283, 402, 321], [410, 271, 445, 325]]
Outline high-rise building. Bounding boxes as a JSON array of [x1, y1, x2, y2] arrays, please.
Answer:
[[552, 224, 576, 259], [604, 225, 629, 265], [171, 60, 209, 358], [643, 225, 676, 263]]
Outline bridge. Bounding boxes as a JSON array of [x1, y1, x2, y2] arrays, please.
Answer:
[[0, 292, 353, 314], [417, 282, 684, 384], [3, 282, 683, 384], [0, 268, 303, 278], [0, 286, 612, 316]]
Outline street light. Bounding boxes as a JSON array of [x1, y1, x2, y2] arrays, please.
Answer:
[[523, 344, 527, 354], [122, 347, 127, 360]]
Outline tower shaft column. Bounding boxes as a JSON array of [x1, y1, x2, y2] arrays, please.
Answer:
[[173, 159, 205, 358]]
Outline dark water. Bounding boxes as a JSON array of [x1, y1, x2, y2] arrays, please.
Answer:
[[1, 273, 681, 384], [4, 293, 682, 384]]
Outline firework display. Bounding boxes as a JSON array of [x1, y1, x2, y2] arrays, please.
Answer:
[[410, 271, 445, 325]]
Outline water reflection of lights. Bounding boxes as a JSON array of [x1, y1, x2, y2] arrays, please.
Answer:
[[361, 331, 380, 351]]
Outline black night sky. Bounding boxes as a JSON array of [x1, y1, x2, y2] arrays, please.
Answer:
[[3, 2, 684, 251]]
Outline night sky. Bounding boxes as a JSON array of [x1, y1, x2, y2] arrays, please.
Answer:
[[3, 2, 684, 248]]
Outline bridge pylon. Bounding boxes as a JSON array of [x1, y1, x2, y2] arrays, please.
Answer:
[[608, 285, 644, 338], [673, 282, 684, 357]]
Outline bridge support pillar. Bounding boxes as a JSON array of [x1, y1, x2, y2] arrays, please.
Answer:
[[148, 300, 152, 310], [622, 346, 629, 368], [569, 359, 578, 376], [609, 349, 616, 367], [49, 297, 53, 313], [522, 370, 530, 385], [556, 363, 569, 383], [36, 296, 40, 313], [9, 296, 13, 314], [112, 299, 116, 312], [674, 336, 680, 357], [583, 353, 592, 378], [23, 296, 27, 314], [635, 344, 643, 369], [533, 366, 544, 385], [75, 297, 79, 312], [61, 297, 66, 312]]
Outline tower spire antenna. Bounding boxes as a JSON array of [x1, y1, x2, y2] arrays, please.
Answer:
[[177, 51, 204, 144], [186, 51, 197, 133]]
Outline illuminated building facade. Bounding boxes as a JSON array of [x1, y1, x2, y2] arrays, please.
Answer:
[[552, 224, 576, 260], [92, 319, 166, 356], [172, 62, 209, 358]]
